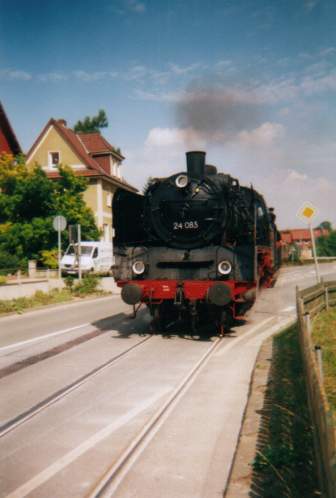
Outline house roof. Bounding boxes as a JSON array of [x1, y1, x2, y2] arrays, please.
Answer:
[[281, 228, 329, 244], [26, 118, 137, 193], [0, 101, 22, 155], [77, 132, 125, 160]]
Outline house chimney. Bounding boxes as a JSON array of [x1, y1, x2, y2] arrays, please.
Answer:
[[57, 119, 67, 127]]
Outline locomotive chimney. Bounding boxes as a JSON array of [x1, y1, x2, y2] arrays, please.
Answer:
[[186, 151, 205, 181]]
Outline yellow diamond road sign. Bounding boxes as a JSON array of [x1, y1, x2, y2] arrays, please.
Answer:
[[297, 202, 317, 222]]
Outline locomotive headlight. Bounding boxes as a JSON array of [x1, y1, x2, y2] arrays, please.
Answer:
[[132, 260, 145, 275], [175, 174, 188, 189], [218, 260, 232, 275]]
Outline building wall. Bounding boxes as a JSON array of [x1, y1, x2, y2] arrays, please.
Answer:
[[83, 180, 98, 215], [27, 124, 122, 242], [27, 126, 83, 168], [101, 180, 116, 241]]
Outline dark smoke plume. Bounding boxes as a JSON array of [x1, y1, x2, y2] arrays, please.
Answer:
[[175, 82, 263, 143]]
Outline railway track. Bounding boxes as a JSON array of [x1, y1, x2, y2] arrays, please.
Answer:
[[87, 337, 222, 498], [0, 334, 152, 438]]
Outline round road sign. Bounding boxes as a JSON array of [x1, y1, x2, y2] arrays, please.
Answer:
[[53, 215, 67, 232]]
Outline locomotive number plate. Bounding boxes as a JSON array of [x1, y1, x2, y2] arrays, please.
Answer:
[[173, 221, 199, 230]]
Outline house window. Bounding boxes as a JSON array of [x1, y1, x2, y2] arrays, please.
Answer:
[[107, 193, 113, 208], [49, 151, 60, 168]]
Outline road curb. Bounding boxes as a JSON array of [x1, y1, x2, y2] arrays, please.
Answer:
[[224, 319, 296, 497]]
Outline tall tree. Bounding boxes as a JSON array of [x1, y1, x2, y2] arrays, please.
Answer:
[[316, 230, 336, 256], [73, 109, 108, 133], [318, 220, 332, 232], [0, 155, 99, 269]]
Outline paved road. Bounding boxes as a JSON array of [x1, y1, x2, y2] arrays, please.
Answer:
[[0, 264, 335, 498], [0, 295, 130, 349]]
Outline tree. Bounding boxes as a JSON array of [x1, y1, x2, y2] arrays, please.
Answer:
[[73, 109, 108, 133], [316, 230, 336, 256], [0, 154, 99, 270], [317, 220, 332, 232]]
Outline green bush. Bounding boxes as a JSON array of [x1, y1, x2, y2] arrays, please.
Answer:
[[73, 274, 100, 296], [40, 248, 58, 269], [64, 275, 75, 291], [0, 251, 23, 274]]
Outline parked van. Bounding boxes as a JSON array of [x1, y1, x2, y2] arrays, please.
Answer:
[[61, 241, 114, 275]]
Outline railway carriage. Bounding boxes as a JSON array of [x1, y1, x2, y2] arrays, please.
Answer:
[[112, 151, 281, 334]]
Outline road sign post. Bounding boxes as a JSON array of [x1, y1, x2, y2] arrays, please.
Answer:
[[297, 203, 320, 283], [53, 215, 67, 279], [77, 224, 82, 281]]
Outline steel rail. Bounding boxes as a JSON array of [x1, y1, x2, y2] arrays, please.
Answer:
[[0, 335, 153, 438], [87, 336, 223, 498]]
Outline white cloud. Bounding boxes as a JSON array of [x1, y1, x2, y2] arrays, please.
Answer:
[[168, 62, 204, 76], [38, 72, 68, 82], [145, 127, 206, 149], [0, 69, 32, 81], [72, 70, 115, 82], [301, 71, 336, 95], [238, 122, 285, 146], [286, 170, 308, 182], [126, 0, 146, 13], [304, 0, 319, 11]]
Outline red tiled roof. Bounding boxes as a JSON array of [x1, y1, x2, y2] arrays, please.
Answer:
[[26, 119, 136, 193], [77, 132, 124, 159], [281, 232, 292, 244], [0, 101, 22, 155], [281, 228, 329, 244], [94, 155, 110, 175]]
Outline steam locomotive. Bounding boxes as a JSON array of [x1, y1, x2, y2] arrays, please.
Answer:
[[112, 151, 281, 334]]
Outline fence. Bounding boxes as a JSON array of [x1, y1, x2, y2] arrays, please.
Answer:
[[0, 268, 58, 281], [296, 281, 336, 498]]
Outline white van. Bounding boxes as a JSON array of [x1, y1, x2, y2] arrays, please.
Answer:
[[61, 241, 114, 275]]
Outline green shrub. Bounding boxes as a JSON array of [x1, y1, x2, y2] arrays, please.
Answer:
[[0, 251, 23, 274], [73, 274, 100, 296], [40, 248, 58, 269], [64, 275, 75, 291]]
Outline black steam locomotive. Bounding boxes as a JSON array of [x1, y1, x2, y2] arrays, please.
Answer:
[[112, 151, 281, 333]]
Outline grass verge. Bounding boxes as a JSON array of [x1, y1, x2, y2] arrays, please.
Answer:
[[312, 308, 336, 414], [251, 325, 320, 498], [0, 275, 108, 315]]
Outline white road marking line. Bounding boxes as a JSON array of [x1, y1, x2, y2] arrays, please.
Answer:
[[282, 305, 295, 312], [4, 389, 170, 498], [215, 317, 275, 357], [246, 318, 295, 347], [0, 323, 91, 353]]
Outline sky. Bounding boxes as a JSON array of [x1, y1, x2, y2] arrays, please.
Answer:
[[1, 0, 336, 229]]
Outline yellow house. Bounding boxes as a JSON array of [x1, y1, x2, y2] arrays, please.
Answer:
[[26, 118, 137, 241]]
